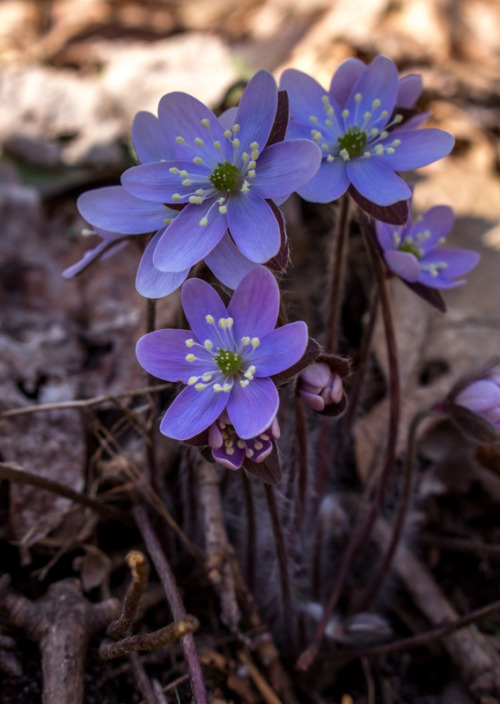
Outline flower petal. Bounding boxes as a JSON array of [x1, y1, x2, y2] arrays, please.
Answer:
[[408, 205, 454, 252], [78, 186, 168, 233], [227, 191, 280, 263], [181, 277, 229, 343], [205, 232, 257, 289], [329, 58, 366, 107], [346, 158, 411, 205], [62, 233, 128, 278], [228, 267, 280, 340], [235, 70, 277, 156], [346, 55, 398, 130], [297, 159, 350, 203], [396, 74, 423, 108], [227, 377, 279, 439], [376, 220, 402, 252], [218, 106, 238, 131], [384, 250, 421, 282], [212, 444, 246, 470], [160, 386, 228, 440], [136, 230, 189, 298], [456, 380, 500, 412], [419, 248, 480, 280], [121, 161, 210, 204], [280, 69, 335, 126], [252, 140, 321, 198], [157, 91, 228, 162], [252, 322, 308, 376], [378, 129, 455, 170], [136, 329, 213, 382], [153, 201, 227, 272], [132, 111, 176, 163]]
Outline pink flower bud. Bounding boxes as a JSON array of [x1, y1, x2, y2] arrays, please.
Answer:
[[298, 362, 343, 412]]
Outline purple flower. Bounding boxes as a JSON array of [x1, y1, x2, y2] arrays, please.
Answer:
[[376, 201, 479, 289], [136, 267, 308, 441], [441, 366, 500, 444], [119, 70, 322, 271], [280, 55, 454, 206], [208, 410, 280, 471]]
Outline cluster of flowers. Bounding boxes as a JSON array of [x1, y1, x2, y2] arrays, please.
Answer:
[[66, 55, 487, 477]]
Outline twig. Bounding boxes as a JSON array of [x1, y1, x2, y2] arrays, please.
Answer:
[[133, 505, 208, 704], [239, 650, 284, 704], [0, 383, 171, 419], [100, 615, 199, 659], [107, 551, 150, 640], [197, 460, 241, 632], [0, 461, 131, 524]]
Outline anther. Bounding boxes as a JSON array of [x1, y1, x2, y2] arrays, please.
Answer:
[[175, 136, 185, 145], [309, 116, 318, 123], [169, 167, 179, 174], [239, 379, 249, 388], [219, 205, 227, 214], [204, 340, 213, 350], [223, 130, 232, 139], [185, 354, 196, 362], [172, 193, 182, 201], [194, 383, 207, 391], [242, 153, 250, 163], [179, 170, 188, 178], [250, 337, 260, 349], [213, 141, 221, 150], [354, 93, 362, 103], [188, 376, 198, 385], [386, 147, 395, 154], [199, 217, 208, 226], [342, 109, 349, 119], [182, 179, 192, 186], [201, 118, 210, 127], [372, 99, 381, 108], [193, 157, 203, 165], [232, 138, 240, 148], [232, 124, 240, 133], [206, 314, 215, 323], [250, 141, 259, 150], [194, 137, 203, 146], [326, 155, 334, 162], [392, 139, 401, 146], [339, 148, 350, 161], [185, 339, 195, 347]]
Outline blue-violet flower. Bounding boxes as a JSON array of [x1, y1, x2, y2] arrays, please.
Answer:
[[120, 70, 322, 271], [375, 201, 479, 289], [136, 267, 308, 440], [280, 55, 454, 206]]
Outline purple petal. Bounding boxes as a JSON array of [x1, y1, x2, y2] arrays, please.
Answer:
[[181, 277, 229, 343], [153, 201, 227, 272], [227, 191, 280, 263], [252, 322, 308, 376], [346, 158, 411, 205], [298, 159, 350, 203], [228, 267, 279, 340], [376, 220, 402, 252], [420, 248, 480, 279], [346, 55, 398, 130], [252, 140, 322, 198], [132, 111, 176, 163], [235, 70, 278, 156], [329, 58, 366, 107], [136, 329, 212, 382], [136, 230, 189, 298], [160, 386, 228, 440], [280, 69, 336, 127], [384, 250, 421, 282], [205, 232, 257, 289], [78, 186, 169, 233], [212, 444, 246, 470], [157, 91, 228, 162], [456, 380, 500, 413], [121, 161, 210, 204], [227, 377, 279, 439], [396, 74, 423, 108], [378, 129, 455, 170], [218, 106, 238, 131], [408, 205, 454, 252]]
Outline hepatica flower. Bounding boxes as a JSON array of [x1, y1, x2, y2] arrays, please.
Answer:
[[375, 202, 479, 289], [280, 55, 454, 206], [136, 267, 308, 441], [121, 70, 321, 271]]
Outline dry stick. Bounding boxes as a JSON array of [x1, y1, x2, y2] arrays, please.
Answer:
[[0, 383, 171, 419], [107, 551, 150, 640], [133, 504, 208, 704], [241, 471, 257, 594], [0, 461, 131, 524], [264, 484, 292, 634], [371, 519, 500, 700], [358, 409, 433, 611], [297, 214, 400, 671], [129, 653, 160, 704], [418, 534, 500, 557], [197, 460, 241, 633], [100, 615, 200, 659]]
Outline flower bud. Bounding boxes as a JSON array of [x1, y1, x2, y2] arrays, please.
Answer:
[[298, 362, 343, 412], [443, 366, 500, 444], [208, 410, 280, 471]]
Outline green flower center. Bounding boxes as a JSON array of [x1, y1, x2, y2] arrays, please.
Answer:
[[337, 127, 367, 157], [210, 162, 240, 193], [216, 350, 242, 375], [398, 241, 422, 258]]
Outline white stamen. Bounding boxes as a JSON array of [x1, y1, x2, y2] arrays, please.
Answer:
[[185, 354, 196, 362]]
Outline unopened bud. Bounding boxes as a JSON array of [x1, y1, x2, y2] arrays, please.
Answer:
[[298, 362, 343, 412]]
